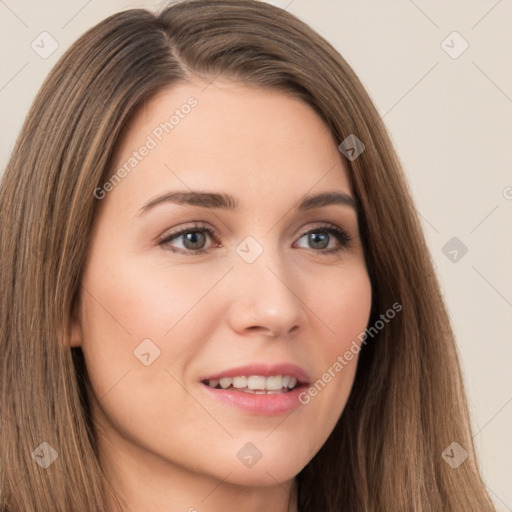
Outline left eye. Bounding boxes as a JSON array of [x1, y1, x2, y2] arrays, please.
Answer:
[[295, 227, 350, 251]]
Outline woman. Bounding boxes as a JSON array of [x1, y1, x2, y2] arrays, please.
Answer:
[[0, 0, 496, 510]]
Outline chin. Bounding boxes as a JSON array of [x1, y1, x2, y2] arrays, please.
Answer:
[[198, 445, 309, 487]]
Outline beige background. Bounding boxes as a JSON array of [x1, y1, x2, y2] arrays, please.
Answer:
[[1, 0, 510, 509]]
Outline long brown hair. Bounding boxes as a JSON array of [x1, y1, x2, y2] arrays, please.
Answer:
[[0, 1, 495, 510]]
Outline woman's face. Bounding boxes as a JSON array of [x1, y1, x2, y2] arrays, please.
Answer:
[[72, 79, 372, 495]]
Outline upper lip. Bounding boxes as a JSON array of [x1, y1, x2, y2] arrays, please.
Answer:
[[201, 363, 310, 385]]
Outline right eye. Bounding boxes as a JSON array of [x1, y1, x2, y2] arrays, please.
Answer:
[[158, 222, 220, 255]]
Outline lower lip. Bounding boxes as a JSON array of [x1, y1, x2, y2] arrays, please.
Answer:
[[201, 383, 307, 416]]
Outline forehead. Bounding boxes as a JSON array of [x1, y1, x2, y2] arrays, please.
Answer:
[[104, 78, 353, 214]]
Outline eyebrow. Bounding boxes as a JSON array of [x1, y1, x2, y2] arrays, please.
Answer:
[[136, 190, 358, 216]]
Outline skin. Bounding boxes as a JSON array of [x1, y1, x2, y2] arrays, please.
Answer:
[[71, 78, 372, 512]]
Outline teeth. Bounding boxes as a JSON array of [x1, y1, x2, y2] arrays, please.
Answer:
[[219, 378, 232, 389], [265, 375, 283, 390], [232, 376, 247, 388], [247, 376, 266, 390], [205, 375, 299, 392]]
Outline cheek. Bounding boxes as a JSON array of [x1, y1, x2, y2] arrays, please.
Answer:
[[76, 253, 201, 409], [311, 264, 373, 355], [80, 248, 222, 354]]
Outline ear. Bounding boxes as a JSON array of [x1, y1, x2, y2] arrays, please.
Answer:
[[69, 320, 83, 348], [68, 303, 83, 348]]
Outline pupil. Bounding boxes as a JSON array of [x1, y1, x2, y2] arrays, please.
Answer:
[[309, 232, 328, 249], [184, 231, 206, 249]]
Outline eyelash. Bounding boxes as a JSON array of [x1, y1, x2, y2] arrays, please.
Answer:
[[157, 221, 352, 256]]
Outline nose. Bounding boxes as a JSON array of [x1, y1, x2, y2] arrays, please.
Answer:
[[226, 247, 308, 338]]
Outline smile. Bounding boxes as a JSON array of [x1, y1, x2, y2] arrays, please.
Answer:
[[203, 375, 299, 393]]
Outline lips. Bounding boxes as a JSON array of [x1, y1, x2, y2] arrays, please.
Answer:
[[199, 363, 310, 416]]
